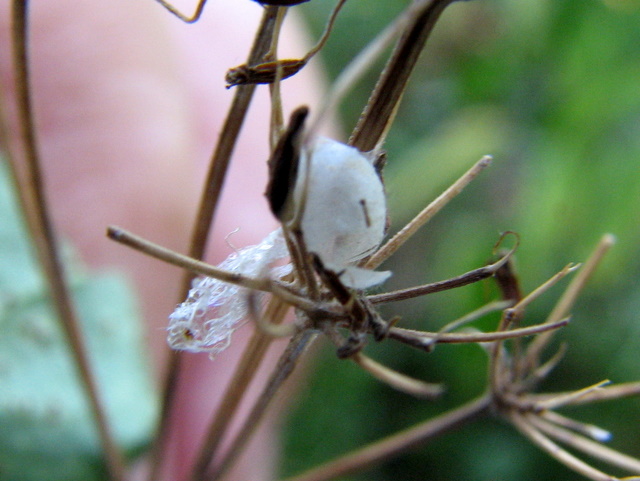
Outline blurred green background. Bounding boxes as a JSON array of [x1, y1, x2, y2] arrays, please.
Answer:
[[281, 0, 640, 480]]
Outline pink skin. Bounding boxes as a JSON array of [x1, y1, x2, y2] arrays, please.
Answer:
[[0, 0, 326, 479]]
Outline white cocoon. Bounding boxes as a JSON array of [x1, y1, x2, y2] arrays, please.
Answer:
[[296, 137, 390, 288]]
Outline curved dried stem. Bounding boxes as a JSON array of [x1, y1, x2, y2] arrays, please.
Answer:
[[153, 0, 208, 23], [9, 2, 124, 479], [352, 353, 444, 398], [515, 342, 568, 393], [248, 290, 299, 338]]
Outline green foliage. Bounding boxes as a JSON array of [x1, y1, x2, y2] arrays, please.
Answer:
[[0, 161, 159, 481], [282, 1, 640, 479]]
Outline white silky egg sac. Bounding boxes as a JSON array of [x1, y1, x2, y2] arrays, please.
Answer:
[[296, 137, 390, 288]]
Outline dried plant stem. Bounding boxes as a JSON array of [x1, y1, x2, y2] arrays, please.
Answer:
[[281, 394, 491, 481], [389, 318, 569, 350], [153, 0, 207, 23], [149, 7, 282, 480], [350, 0, 459, 151], [189, 296, 290, 481], [352, 353, 443, 398], [528, 414, 640, 474], [503, 263, 580, 325], [9, 2, 125, 479], [524, 234, 616, 374], [535, 380, 612, 412], [267, 8, 288, 145], [365, 155, 492, 270], [107, 227, 272, 291], [107, 226, 328, 314], [439, 300, 513, 333], [307, 0, 416, 137], [492, 262, 579, 392], [527, 382, 640, 407], [540, 410, 611, 443], [209, 330, 318, 481], [509, 412, 617, 481]]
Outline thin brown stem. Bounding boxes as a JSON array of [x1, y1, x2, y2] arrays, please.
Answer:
[[365, 155, 492, 270], [210, 330, 318, 481], [438, 300, 514, 334], [528, 414, 640, 475], [352, 353, 444, 398], [308, 0, 421, 138], [106, 226, 331, 316], [368, 238, 505, 305], [153, 0, 208, 23], [149, 8, 282, 480], [540, 410, 611, 443], [10, 1, 125, 479], [189, 295, 291, 481], [524, 234, 615, 376], [349, 0, 459, 151], [108, 226, 272, 291], [534, 380, 611, 412], [509, 412, 616, 481], [389, 318, 569, 351], [280, 394, 491, 481], [526, 382, 640, 407]]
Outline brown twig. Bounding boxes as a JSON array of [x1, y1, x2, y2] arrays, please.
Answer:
[[280, 394, 491, 481], [209, 329, 318, 481], [148, 7, 283, 480], [365, 156, 492, 270], [389, 317, 570, 350], [509, 411, 616, 481], [106, 226, 333, 318], [188, 296, 291, 481], [523, 234, 616, 377], [153, 0, 208, 23], [368, 230, 506, 305], [349, 0, 460, 151], [9, 2, 125, 479], [525, 382, 640, 407]]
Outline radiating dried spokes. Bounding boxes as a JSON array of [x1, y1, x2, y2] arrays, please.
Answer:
[[108, 113, 640, 481], [277, 235, 640, 481], [101, 1, 640, 480], [487, 234, 640, 481]]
